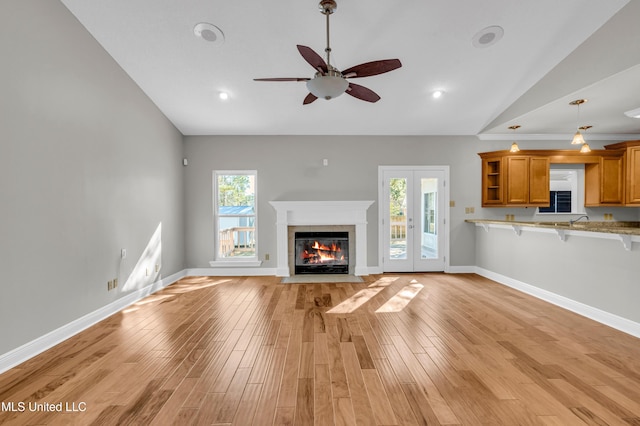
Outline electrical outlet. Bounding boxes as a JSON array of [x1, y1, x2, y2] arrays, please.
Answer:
[[155, 264, 160, 272], [114, 278, 118, 288], [265, 253, 270, 261], [146, 268, 149, 276], [121, 248, 127, 259], [449, 200, 456, 207], [465, 207, 475, 214]]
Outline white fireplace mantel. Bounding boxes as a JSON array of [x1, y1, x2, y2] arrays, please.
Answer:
[[269, 200, 374, 277]]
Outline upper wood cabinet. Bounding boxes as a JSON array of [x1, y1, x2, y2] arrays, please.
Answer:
[[603, 140, 640, 206], [480, 142, 640, 208], [481, 156, 504, 205], [585, 155, 624, 206], [627, 145, 640, 204], [479, 152, 549, 207]]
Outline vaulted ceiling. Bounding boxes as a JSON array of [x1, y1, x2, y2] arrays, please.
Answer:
[[60, 0, 640, 140]]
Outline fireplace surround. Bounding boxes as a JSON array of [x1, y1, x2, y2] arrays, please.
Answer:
[[269, 200, 374, 277]]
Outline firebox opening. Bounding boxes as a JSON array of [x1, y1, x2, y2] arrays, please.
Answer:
[[294, 231, 349, 274]]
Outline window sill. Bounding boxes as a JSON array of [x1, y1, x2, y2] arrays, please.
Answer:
[[209, 260, 263, 268]]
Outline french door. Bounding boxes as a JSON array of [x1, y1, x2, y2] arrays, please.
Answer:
[[379, 166, 448, 272]]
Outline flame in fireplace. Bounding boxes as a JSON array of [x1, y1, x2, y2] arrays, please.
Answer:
[[311, 241, 341, 252], [302, 240, 345, 264]]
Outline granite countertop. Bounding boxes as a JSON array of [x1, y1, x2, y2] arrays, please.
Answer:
[[465, 219, 640, 236]]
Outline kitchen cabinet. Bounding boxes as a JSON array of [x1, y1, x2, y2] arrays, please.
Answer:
[[479, 144, 640, 208], [588, 140, 640, 206], [479, 152, 549, 207], [627, 144, 640, 204], [585, 155, 624, 206], [603, 141, 640, 205], [481, 156, 504, 205]]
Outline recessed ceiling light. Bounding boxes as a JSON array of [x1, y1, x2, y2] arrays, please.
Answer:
[[624, 107, 640, 118], [432, 90, 444, 99], [472, 26, 504, 48], [218, 92, 229, 100], [194, 23, 225, 46]]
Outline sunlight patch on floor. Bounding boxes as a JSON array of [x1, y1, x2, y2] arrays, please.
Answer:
[[375, 282, 424, 313], [326, 276, 399, 314]]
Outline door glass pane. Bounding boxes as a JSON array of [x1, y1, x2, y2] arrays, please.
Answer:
[[389, 178, 407, 259], [420, 178, 438, 259]]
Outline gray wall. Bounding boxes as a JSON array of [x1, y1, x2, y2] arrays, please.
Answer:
[[0, 0, 185, 354], [475, 226, 640, 323], [183, 135, 481, 269]]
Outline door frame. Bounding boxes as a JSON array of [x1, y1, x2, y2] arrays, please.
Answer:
[[378, 165, 450, 272]]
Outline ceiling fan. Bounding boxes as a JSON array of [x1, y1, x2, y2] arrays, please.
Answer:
[[254, 0, 402, 104]]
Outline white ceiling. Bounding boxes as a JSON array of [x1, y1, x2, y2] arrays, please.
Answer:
[[60, 0, 640, 140]]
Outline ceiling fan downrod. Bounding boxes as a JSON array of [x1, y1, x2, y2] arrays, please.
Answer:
[[319, 0, 337, 70]]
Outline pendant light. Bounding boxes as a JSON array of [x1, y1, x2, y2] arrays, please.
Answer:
[[579, 126, 592, 153], [508, 125, 521, 152], [570, 99, 587, 145]]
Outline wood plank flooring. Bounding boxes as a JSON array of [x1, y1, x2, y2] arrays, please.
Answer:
[[1, 273, 640, 425]]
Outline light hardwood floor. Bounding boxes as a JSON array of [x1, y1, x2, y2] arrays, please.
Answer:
[[1, 273, 640, 425]]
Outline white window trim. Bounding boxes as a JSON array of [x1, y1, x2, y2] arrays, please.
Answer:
[[210, 170, 261, 267]]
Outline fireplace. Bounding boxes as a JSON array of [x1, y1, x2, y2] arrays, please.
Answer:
[[295, 232, 349, 274], [269, 200, 373, 277]]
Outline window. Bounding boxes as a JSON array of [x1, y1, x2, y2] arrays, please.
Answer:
[[537, 166, 586, 215], [213, 171, 257, 260], [539, 190, 572, 213]]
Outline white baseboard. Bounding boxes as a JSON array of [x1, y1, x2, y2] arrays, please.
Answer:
[[475, 267, 640, 339], [446, 265, 476, 273], [186, 267, 278, 276], [0, 269, 187, 375]]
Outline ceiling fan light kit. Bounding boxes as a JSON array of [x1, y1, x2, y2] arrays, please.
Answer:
[[306, 70, 349, 100], [253, 0, 401, 104]]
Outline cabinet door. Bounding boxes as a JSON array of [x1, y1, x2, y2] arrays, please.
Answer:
[[626, 146, 640, 204], [506, 157, 529, 204], [601, 156, 624, 204], [529, 157, 550, 205]]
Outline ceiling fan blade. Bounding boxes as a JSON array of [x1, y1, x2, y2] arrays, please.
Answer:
[[297, 45, 328, 74], [346, 83, 381, 103], [253, 78, 310, 82], [342, 59, 402, 78], [303, 93, 318, 105]]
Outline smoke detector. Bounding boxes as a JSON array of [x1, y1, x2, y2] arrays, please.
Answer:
[[193, 23, 225, 46]]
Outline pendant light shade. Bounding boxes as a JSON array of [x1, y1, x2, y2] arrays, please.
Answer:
[[577, 125, 592, 152], [571, 130, 585, 145], [569, 99, 587, 145], [508, 125, 521, 152]]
